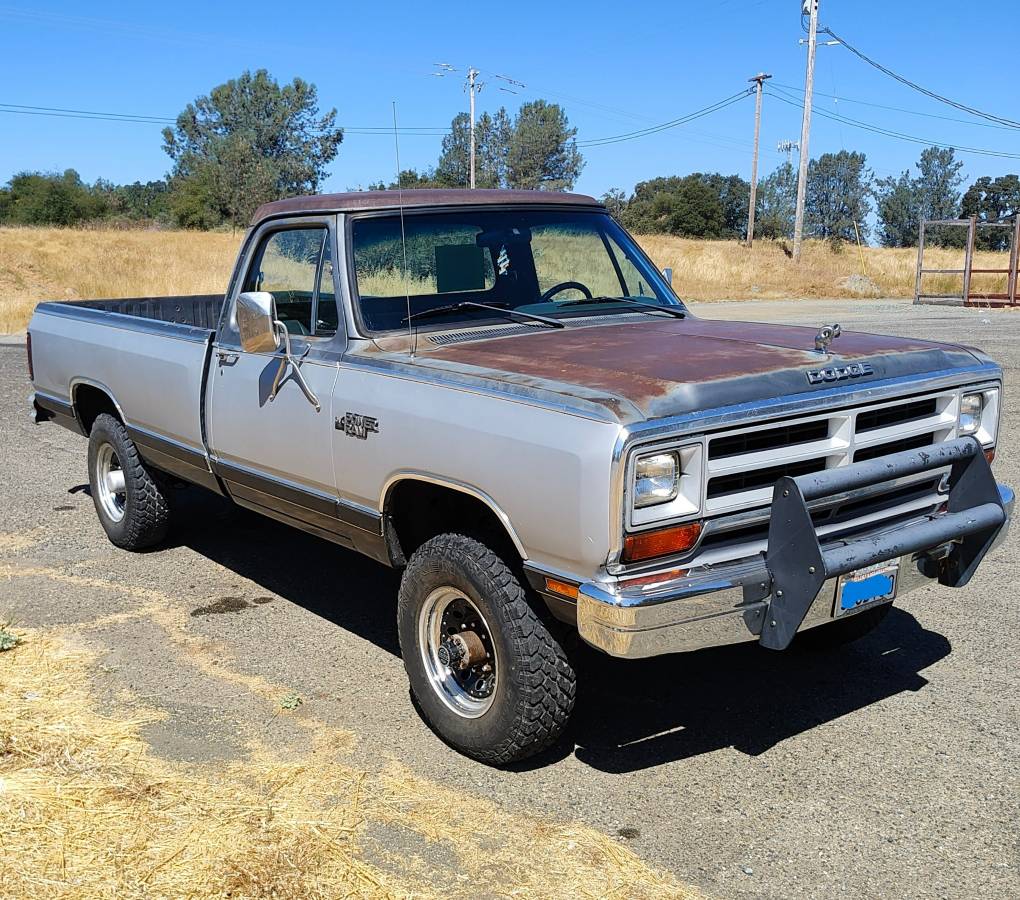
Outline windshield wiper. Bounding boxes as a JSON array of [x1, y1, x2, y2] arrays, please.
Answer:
[[402, 301, 564, 329], [559, 296, 686, 319]]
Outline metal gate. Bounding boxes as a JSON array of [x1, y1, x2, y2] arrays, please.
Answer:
[[915, 215, 1019, 307]]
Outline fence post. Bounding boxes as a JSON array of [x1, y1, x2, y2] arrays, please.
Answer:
[[963, 216, 977, 305], [1008, 216, 1019, 307], [914, 219, 926, 302]]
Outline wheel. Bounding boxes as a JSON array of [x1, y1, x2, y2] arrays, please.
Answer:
[[397, 533, 576, 765], [795, 602, 892, 651], [87, 413, 171, 550]]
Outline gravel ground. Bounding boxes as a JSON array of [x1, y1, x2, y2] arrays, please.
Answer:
[[1, 298, 1018, 898]]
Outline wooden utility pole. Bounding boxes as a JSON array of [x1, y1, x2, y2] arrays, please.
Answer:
[[745, 72, 771, 248], [467, 67, 481, 189], [793, 0, 819, 262]]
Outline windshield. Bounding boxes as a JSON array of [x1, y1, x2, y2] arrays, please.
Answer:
[[351, 208, 682, 332]]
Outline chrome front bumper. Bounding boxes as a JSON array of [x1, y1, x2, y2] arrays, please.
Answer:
[[578, 482, 1013, 659]]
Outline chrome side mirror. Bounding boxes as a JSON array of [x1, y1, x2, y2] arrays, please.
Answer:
[[662, 267, 673, 286], [237, 291, 281, 353]]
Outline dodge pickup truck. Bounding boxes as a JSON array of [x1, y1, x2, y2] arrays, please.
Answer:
[[27, 189, 1013, 764]]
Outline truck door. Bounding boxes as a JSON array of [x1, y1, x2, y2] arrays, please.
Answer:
[[207, 216, 345, 538]]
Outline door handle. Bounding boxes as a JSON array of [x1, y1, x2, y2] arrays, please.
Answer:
[[216, 349, 239, 366]]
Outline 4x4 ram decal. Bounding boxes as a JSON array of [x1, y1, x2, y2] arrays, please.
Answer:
[[335, 412, 379, 439]]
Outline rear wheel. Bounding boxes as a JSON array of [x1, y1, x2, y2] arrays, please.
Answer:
[[87, 413, 171, 550], [795, 602, 892, 650], [398, 533, 576, 765]]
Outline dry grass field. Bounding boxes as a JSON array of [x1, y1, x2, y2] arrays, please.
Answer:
[[0, 227, 242, 333], [0, 225, 1011, 333], [0, 626, 693, 898]]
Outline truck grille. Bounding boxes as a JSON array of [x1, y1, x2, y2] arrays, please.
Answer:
[[703, 389, 960, 517]]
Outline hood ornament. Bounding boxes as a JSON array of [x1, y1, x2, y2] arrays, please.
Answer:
[[814, 323, 841, 353]]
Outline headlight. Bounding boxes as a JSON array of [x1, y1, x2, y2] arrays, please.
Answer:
[[959, 393, 983, 436], [958, 387, 999, 446], [629, 442, 704, 527], [634, 452, 679, 508]]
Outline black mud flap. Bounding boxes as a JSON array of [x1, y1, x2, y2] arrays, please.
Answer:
[[760, 436, 1005, 651]]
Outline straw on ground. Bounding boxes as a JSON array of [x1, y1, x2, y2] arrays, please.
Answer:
[[0, 625, 696, 898]]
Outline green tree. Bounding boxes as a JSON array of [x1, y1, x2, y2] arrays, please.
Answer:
[[876, 148, 965, 248], [620, 173, 749, 238], [112, 180, 171, 221], [916, 147, 964, 221], [167, 165, 221, 230], [697, 172, 750, 238], [601, 188, 628, 219], [481, 107, 513, 187], [0, 169, 108, 225], [162, 69, 344, 227], [621, 175, 726, 237], [431, 101, 581, 190], [875, 170, 919, 248], [367, 169, 445, 190], [755, 161, 797, 239], [506, 100, 583, 191], [435, 112, 472, 187], [961, 174, 1020, 250], [806, 150, 872, 245]]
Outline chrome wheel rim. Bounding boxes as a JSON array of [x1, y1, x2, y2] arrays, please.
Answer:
[[95, 443, 127, 523], [418, 586, 498, 718]]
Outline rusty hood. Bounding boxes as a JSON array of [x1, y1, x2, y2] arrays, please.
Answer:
[[410, 317, 984, 423]]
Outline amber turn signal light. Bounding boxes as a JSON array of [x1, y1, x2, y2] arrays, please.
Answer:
[[623, 522, 703, 563], [544, 577, 579, 600], [985, 448, 995, 464]]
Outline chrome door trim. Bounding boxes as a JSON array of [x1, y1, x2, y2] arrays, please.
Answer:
[[210, 456, 382, 535]]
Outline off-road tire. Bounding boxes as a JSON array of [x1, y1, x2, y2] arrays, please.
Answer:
[[398, 533, 576, 765], [795, 601, 892, 650], [87, 413, 171, 550]]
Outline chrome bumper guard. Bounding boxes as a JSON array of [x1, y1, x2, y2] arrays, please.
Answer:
[[579, 437, 1013, 659]]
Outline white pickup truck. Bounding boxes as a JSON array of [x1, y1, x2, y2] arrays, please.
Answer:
[[27, 189, 1012, 764]]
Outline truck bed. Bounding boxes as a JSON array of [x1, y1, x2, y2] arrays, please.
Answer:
[[29, 295, 223, 490], [62, 294, 224, 330]]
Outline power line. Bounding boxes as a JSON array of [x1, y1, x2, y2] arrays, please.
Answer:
[[577, 90, 754, 147], [820, 24, 1020, 130], [0, 102, 452, 134], [767, 85, 1020, 160], [772, 82, 1019, 131]]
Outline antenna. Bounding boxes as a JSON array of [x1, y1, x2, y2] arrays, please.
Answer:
[[392, 101, 414, 358]]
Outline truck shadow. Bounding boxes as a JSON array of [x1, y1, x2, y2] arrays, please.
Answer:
[[170, 488, 402, 655], [169, 487, 952, 773], [565, 609, 951, 773]]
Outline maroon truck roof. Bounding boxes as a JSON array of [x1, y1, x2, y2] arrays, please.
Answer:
[[250, 189, 603, 226]]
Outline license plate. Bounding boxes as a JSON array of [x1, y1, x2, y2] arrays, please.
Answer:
[[836, 563, 898, 617]]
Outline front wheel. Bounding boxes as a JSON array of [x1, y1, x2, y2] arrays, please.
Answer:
[[397, 534, 576, 765]]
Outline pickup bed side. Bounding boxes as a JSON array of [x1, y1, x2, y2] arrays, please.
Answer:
[[30, 296, 222, 492]]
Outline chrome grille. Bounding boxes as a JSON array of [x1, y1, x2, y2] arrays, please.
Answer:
[[703, 389, 960, 517]]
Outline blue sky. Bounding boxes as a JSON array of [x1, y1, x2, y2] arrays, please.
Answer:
[[2, 0, 1018, 199]]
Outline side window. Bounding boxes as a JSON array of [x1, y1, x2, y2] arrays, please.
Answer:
[[242, 227, 326, 337]]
